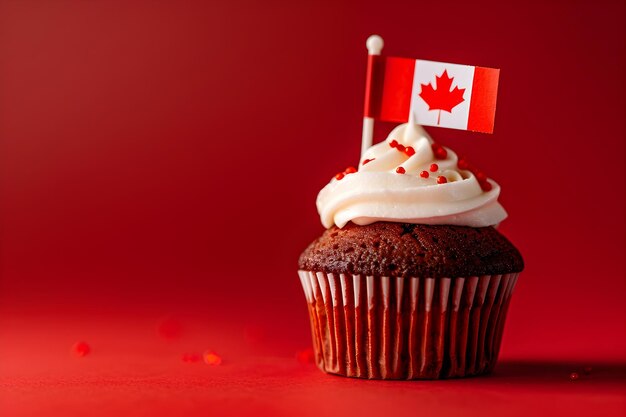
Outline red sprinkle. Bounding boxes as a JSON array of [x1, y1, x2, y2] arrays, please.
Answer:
[[420, 171, 429, 178], [454, 159, 492, 193], [362, 158, 375, 165], [432, 143, 448, 159], [396, 167, 406, 174], [389, 139, 398, 148], [335, 172, 345, 180], [73, 342, 90, 357], [480, 181, 493, 192], [457, 158, 470, 170], [345, 166, 356, 174], [396, 144, 406, 152], [437, 176, 448, 184], [429, 163, 439, 172], [405, 146, 415, 156]]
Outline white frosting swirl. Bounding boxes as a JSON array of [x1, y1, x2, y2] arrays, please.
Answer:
[[317, 123, 507, 228]]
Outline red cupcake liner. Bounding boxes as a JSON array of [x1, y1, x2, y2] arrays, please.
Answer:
[[297, 271, 519, 379]]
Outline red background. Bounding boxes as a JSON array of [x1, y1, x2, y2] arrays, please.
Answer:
[[1, 1, 624, 416]]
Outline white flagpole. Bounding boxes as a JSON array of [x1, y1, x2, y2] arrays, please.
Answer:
[[361, 35, 384, 158]]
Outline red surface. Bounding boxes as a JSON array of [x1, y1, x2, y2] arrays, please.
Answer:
[[1, 315, 625, 417], [0, 0, 624, 416]]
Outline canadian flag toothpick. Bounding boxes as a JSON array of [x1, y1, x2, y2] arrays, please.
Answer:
[[361, 35, 500, 155]]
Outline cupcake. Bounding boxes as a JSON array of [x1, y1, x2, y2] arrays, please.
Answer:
[[298, 123, 523, 379]]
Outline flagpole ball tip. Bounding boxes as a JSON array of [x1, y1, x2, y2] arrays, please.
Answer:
[[366, 35, 384, 55]]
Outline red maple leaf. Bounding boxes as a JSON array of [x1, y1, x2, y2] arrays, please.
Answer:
[[418, 70, 466, 125]]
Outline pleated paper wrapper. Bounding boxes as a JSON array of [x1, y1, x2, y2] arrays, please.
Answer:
[[298, 271, 519, 379]]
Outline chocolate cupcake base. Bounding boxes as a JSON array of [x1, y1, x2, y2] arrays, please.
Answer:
[[298, 271, 519, 379]]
